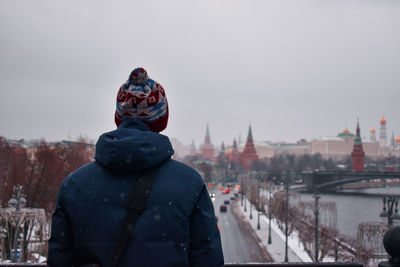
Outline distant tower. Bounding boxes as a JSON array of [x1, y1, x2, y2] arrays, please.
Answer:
[[351, 120, 365, 172], [232, 138, 238, 152], [379, 117, 387, 147], [220, 142, 226, 153], [390, 132, 396, 149], [370, 129, 376, 142], [238, 134, 242, 147], [189, 139, 198, 156], [396, 136, 400, 150], [240, 124, 259, 170], [218, 141, 226, 161], [228, 139, 241, 163], [200, 124, 215, 160]]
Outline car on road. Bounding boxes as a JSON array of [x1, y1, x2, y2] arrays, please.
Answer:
[[209, 193, 216, 201], [230, 197, 235, 200], [224, 200, 230, 205], [220, 205, 227, 212]]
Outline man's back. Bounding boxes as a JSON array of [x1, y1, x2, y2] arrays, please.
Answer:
[[48, 121, 223, 266]]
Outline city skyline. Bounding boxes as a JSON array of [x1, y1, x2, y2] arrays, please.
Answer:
[[1, 115, 398, 148], [1, 1, 399, 147]]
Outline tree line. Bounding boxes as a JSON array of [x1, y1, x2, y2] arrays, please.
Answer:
[[0, 138, 94, 215]]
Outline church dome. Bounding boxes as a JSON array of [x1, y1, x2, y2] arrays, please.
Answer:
[[396, 136, 400, 143], [338, 128, 354, 138], [370, 129, 376, 133], [380, 117, 386, 124]]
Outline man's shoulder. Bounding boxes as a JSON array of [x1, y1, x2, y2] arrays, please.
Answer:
[[61, 162, 100, 187], [161, 159, 204, 185]]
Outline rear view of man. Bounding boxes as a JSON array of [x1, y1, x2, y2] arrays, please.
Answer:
[[48, 68, 224, 267]]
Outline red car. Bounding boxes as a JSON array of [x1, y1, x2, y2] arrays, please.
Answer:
[[220, 205, 227, 212]]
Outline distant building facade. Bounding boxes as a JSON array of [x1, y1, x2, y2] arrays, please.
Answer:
[[311, 128, 379, 160]]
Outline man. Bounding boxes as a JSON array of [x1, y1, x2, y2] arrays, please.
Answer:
[[48, 68, 224, 266]]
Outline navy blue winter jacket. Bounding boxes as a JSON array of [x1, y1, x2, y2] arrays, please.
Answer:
[[48, 121, 224, 267]]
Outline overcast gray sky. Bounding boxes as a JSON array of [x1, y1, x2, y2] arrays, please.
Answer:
[[0, 0, 399, 146]]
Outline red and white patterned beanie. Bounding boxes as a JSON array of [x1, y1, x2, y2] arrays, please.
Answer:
[[114, 68, 169, 132]]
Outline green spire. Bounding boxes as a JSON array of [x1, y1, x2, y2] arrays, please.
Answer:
[[233, 138, 238, 149], [354, 119, 362, 145], [247, 124, 253, 143], [204, 124, 211, 144]]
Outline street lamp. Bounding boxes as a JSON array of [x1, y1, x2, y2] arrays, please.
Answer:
[[241, 174, 244, 207], [284, 171, 289, 262], [380, 196, 400, 228], [313, 192, 320, 262], [244, 175, 247, 212], [249, 174, 253, 220], [257, 173, 261, 230], [250, 199, 253, 220], [8, 185, 27, 262], [268, 182, 272, 244]]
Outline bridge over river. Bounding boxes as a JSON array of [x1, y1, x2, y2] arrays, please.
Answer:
[[300, 170, 400, 193]]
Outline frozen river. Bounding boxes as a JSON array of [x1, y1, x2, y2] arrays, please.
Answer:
[[298, 185, 400, 238]]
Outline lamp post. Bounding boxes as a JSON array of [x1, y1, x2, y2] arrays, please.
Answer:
[[249, 174, 253, 220], [284, 171, 289, 262], [8, 185, 27, 262], [244, 175, 247, 212], [313, 192, 320, 262], [250, 199, 253, 220], [257, 173, 261, 230], [241, 174, 244, 207], [268, 182, 272, 244], [380, 195, 400, 228]]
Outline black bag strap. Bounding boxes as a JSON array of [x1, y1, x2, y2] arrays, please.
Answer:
[[110, 168, 158, 267]]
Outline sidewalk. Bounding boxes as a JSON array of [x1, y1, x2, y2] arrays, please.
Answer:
[[234, 197, 313, 262]]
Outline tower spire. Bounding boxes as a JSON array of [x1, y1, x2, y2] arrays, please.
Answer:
[[379, 116, 387, 148], [354, 119, 361, 145], [204, 123, 211, 144], [200, 124, 215, 160], [247, 124, 253, 143], [351, 119, 365, 171], [190, 139, 198, 156], [240, 123, 259, 170]]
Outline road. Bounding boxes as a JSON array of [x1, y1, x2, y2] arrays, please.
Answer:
[[210, 186, 271, 263]]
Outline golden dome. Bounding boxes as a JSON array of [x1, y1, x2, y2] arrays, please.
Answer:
[[343, 128, 350, 134]]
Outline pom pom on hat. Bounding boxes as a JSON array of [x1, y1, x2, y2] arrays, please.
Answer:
[[114, 67, 169, 132], [129, 67, 148, 85]]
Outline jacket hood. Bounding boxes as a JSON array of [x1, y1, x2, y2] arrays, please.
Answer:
[[94, 120, 174, 172]]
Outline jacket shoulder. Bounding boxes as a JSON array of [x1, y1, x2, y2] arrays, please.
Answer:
[[162, 159, 204, 184], [59, 162, 102, 190]]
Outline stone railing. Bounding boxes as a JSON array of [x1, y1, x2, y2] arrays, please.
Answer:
[[1, 226, 399, 267]]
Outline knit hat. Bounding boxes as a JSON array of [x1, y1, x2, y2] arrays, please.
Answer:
[[114, 67, 169, 132]]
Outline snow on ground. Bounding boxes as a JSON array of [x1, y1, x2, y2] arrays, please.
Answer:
[[237, 195, 313, 262]]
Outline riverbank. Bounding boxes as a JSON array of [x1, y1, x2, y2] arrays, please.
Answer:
[[327, 191, 400, 198]]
